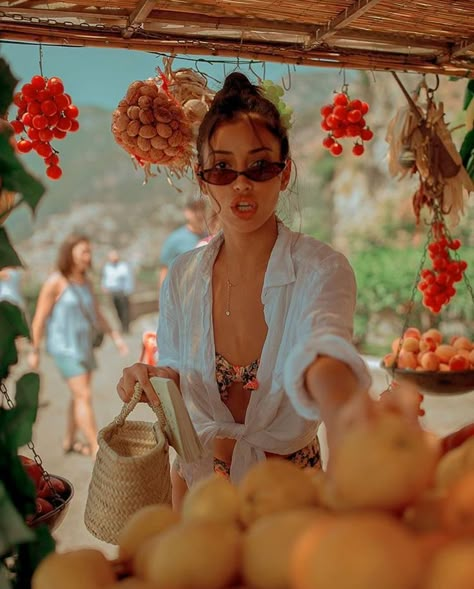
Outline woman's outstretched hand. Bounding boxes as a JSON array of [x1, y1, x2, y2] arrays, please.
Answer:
[[116, 362, 179, 405]]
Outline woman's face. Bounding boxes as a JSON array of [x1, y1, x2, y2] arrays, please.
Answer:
[[71, 240, 92, 273], [198, 115, 291, 235]]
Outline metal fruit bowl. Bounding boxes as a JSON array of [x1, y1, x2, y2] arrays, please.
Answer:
[[29, 475, 74, 532], [381, 363, 474, 395]]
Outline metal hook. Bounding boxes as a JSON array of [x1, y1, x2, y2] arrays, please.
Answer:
[[248, 60, 262, 83], [194, 59, 220, 84], [281, 64, 292, 91], [339, 67, 348, 93]]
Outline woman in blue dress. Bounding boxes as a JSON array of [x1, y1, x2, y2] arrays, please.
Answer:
[[29, 233, 128, 456]]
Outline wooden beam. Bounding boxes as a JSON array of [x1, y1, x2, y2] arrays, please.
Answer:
[[123, 0, 156, 39], [329, 28, 449, 52], [1, 25, 473, 79], [145, 9, 314, 35], [305, 0, 384, 49], [0, 6, 128, 23], [435, 36, 474, 64], [451, 36, 474, 58]]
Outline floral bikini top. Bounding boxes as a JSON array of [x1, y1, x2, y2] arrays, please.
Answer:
[[215, 352, 259, 402]]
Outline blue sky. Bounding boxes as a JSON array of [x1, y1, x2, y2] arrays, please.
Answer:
[[0, 41, 311, 110]]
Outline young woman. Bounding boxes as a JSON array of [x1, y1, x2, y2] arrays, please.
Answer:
[[29, 233, 128, 456], [116, 73, 416, 508]]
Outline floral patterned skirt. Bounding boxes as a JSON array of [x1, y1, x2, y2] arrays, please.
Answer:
[[213, 437, 322, 479]]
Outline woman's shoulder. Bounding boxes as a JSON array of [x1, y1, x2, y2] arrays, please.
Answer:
[[167, 237, 217, 283], [44, 271, 65, 289], [290, 230, 350, 268]]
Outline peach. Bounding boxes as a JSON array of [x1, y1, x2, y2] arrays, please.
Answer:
[[404, 327, 421, 340], [420, 352, 440, 372], [434, 344, 456, 364], [416, 531, 452, 563], [453, 337, 472, 352], [326, 412, 441, 511], [420, 336, 437, 353], [455, 349, 471, 361], [290, 512, 423, 589], [469, 349, 474, 367], [391, 336, 402, 354], [449, 355, 469, 371], [383, 353, 396, 368], [401, 336, 420, 353], [439, 363, 450, 372], [423, 538, 474, 589], [423, 328, 443, 345], [397, 350, 417, 370], [441, 472, 474, 536]]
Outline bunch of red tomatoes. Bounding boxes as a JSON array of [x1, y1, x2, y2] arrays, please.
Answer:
[[320, 90, 373, 157], [418, 221, 467, 314], [10, 75, 79, 180]]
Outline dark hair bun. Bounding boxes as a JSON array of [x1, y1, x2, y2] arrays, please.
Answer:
[[220, 72, 259, 97]]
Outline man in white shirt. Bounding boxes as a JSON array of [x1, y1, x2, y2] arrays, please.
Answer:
[[101, 250, 134, 334]]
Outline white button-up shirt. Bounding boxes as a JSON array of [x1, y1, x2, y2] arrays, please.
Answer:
[[158, 222, 371, 485]]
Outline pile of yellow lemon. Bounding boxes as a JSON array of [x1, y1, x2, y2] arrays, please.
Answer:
[[33, 411, 474, 589]]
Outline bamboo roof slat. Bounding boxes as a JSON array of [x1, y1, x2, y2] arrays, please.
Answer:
[[0, 0, 473, 77]]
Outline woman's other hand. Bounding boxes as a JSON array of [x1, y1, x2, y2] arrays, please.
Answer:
[[116, 362, 179, 404]]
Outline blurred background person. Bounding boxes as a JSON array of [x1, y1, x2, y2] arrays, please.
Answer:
[[158, 198, 207, 288], [196, 210, 221, 248], [28, 233, 127, 457], [101, 249, 135, 334]]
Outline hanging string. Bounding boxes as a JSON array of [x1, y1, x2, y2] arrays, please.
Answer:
[[281, 64, 292, 90], [38, 43, 44, 77]]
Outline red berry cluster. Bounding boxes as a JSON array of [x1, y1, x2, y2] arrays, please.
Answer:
[[418, 222, 467, 313], [320, 91, 373, 157], [10, 75, 80, 180]]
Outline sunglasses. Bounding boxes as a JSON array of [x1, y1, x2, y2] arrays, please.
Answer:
[[197, 161, 286, 186]]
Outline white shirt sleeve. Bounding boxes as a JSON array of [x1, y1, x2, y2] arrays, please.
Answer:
[[283, 255, 372, 420], [156, 272, 181, 372]]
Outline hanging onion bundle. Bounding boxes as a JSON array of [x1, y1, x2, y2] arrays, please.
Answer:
[[111, 78, 193, 176], [163, 57, 215, 138]]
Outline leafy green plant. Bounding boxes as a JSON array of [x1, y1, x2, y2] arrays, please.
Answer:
[[0, 55, 54, 589]]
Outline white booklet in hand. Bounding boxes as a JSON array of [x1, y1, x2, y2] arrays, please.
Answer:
[[150, 376, 203, 463]]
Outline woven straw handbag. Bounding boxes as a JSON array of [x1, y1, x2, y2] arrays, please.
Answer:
[[84, 382, 172, 544]]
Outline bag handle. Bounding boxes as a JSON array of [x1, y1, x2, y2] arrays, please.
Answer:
[[113, 382, 167, 431]]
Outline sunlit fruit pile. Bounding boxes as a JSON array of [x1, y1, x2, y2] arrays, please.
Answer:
[[32, 410, 474, 589], [384, 326, 474, 372], [320, 89, 373, 157], [19, 455, 69, 522], [418, 221, 467, 313], [9, 75, 79, 180]]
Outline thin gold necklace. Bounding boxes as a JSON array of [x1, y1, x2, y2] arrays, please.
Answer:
[[224, 258, 238, 318], [225, 277, 237, 317]]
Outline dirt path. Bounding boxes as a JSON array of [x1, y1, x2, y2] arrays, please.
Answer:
[[7, 321, 474, 558]]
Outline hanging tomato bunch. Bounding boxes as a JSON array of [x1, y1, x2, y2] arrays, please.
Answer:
[[418, 220, 468, 314], [320, 88, 373, 157], [9, 75, 79, 180]]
